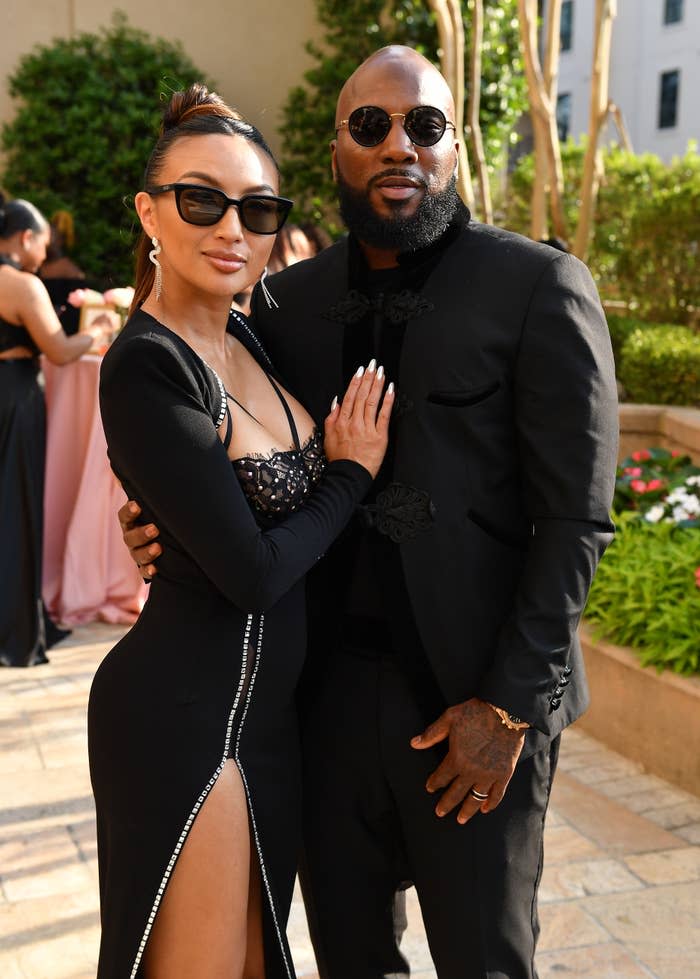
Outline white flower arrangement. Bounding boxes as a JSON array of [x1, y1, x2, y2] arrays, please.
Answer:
[[644, 476, 700, 527]]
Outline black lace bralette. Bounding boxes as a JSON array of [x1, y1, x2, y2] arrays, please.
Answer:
[[207, 361, 326, 520], [232, 428, 326, 518]]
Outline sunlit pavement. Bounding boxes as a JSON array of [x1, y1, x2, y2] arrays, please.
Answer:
[[2, 624, 700, 978]]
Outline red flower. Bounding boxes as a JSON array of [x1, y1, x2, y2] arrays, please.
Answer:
[[623, 466, 643, 477], [632, 450, 652, 462], [695, 567, 700, 590], [630, 479, 647, 493], [645, 479, 664, 492], [672, 450, 681, 457]]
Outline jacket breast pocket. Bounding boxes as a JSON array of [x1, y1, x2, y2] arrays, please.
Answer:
[[427, 381, 500, 407]]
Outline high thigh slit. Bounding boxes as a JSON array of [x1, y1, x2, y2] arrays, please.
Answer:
[[89, 309, 373, 978], [142, 760, 251, 979]]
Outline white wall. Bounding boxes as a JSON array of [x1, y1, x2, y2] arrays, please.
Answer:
[[1, 0, 322, 162], [553, 0, 699, 160]]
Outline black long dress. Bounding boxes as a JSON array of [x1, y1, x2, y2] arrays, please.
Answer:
[[0, 254, 68, 667], [89, 309, 371, 979]]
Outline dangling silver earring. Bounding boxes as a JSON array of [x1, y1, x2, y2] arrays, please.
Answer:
[[260, 266, 278, 310], [149, 236, 162, 301]]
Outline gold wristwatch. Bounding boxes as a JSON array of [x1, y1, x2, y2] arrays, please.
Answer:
[[487, 703, 530, 731]]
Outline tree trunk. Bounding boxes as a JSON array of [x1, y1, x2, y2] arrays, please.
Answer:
[[429, 0, 475, 210], [530, 124, 549, 241], [543, 0, 562, 98], [572, 0, 618, 260], [518, 0, 568, 241], [609, 101, 633, 153], [467, 0, 493, 222]]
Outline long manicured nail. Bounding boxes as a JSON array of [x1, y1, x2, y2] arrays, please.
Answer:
[[331, 395, 338, 411], [355, 365, 365, 378], [377, 365, 384, 379], [368, 358, 377, 373], [387, 382, 395, 395]]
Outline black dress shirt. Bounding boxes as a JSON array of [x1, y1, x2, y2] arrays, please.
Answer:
[[340, 205, 469, 693]]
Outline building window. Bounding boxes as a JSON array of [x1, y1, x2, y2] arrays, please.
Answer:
[[557, 93, 572, 141], [658, 70, 680, 129], [664, 0, 683, 24], [560, 0, 574, 51]]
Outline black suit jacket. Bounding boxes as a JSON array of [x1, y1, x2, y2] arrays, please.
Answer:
[[250, 220, 619, 757]]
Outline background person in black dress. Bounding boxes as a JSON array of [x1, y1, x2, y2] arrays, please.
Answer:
[[0, 195, 107, 668], [121, 48, 618, 979], [90, 84, 392, 979]]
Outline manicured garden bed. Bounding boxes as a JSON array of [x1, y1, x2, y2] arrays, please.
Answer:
[[577, 409, 700, 793]]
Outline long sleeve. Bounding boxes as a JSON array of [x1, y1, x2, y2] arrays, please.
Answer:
[[477, 252, 619, 734], [99, 329, 372, 613]]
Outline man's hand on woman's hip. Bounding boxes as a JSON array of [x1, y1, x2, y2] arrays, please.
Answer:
[[118, 500, 161, 579]]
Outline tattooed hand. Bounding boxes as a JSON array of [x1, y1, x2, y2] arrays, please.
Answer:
[[410, 698, 526, 825]]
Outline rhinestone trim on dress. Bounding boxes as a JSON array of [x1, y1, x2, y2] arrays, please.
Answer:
[[128, 614, 254, 978], [230, 308, 273, 367], [201, 359, 227, 429], [234, 617, 294, 979]]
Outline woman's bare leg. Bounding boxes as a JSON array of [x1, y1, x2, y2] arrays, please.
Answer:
[[143, 760, 251, 979], [242, 848, 266, 979]]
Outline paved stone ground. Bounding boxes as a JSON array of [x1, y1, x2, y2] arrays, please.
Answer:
[[2, 623, 700, 978]]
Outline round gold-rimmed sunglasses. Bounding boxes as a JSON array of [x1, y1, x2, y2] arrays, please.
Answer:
[[146, 183, 294, 234], [336, 105, 456, 148]]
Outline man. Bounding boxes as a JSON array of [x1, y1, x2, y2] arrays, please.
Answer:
[[123, 46, 618, 978]]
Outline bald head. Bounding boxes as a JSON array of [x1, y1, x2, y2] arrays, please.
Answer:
[[335, 46, 455, 126]]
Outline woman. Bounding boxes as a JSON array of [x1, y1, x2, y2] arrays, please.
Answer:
[[90, 84, 393, 979], [0, 195, 106, 667]]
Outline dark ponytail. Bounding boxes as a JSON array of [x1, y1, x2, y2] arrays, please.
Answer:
[[131, 83, 279, 313], [0, 192, 48, 241]]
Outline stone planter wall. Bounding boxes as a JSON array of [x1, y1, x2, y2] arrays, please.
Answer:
[[619, 403, 700, 462], [577, 626, 700, 796]]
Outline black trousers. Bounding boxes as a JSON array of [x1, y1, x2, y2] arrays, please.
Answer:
[[299, 648, 559, 979]]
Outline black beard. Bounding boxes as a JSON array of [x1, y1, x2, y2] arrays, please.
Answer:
[[336, 169, 461, 252]]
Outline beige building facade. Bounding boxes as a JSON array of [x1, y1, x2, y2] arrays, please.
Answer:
[[2, 0, 322, 160]]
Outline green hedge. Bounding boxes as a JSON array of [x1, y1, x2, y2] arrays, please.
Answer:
[[503, 143, 700, 324], [1, 14, 211, 283], [619, 326, 700, 406], [606, 314, 655, 368], [585, 514, 700, 676]]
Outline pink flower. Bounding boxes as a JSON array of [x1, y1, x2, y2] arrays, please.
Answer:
[[695, 567, 700, 590], [672, 450, 681, 457], [103, 286, 135, 309], [632, 450, 652, 462], [630, 479, 647, 493], [67, 288, 88, 308], [67, 287, 105, 307], [645, 479, 665, 492], [623, 467, 643, 477]]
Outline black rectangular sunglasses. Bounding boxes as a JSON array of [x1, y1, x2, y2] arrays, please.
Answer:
[[146, 183, 294, 234]]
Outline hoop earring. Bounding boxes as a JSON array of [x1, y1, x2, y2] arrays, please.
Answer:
[[260, 266, 278, 310], [149, 236, 162, 301]]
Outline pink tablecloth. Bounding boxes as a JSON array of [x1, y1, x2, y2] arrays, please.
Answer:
[[42, 356, 148, 626]]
